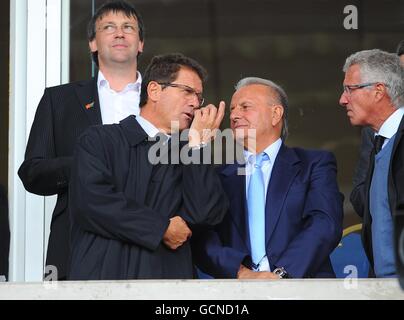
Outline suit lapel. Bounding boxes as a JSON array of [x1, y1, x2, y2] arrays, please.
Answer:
[[388, 115, 404, 211], [75, 75, 102, 125], [265, 144, 300, 245], [220, 164, 251, 251]]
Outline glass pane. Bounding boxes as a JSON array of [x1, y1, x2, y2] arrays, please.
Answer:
[[68, 0, 404, 230]]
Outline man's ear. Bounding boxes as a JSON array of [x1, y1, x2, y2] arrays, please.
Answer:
[[147, 81, 161, 103], [89, 39, 97, 53], [272, 105, 284, 127], [138, 41, 144, 55], [374, 83, 388, 102]]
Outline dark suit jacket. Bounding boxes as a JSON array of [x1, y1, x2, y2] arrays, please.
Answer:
[[18, 77, 101, 279], [192, 144, 344, 278], [68, 116, 228, 280], [350, 126, 374, 217], [360, 115, 404, 268], [0, 184, 9, 279]]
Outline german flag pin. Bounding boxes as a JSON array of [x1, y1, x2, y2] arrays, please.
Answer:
[[85, 102, 94, 110]]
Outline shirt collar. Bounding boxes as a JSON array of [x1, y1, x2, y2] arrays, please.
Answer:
[[97, 70, 142, 92], [136, 114, 170, 140], [377, 107, 404, 139], [243, 138, 283, 164]]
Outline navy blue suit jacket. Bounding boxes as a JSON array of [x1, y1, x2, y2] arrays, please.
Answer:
[[193, 144, 344, 278]]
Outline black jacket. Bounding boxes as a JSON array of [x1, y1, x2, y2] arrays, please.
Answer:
[[18, 77, 101, 279], [68, 116, 228, 280]]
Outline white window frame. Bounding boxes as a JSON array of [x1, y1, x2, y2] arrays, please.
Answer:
[[9, 0, 70, 282]]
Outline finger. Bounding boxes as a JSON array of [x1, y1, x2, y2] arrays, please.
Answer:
[[193, 109, 202, 120], [207, 105, 218, 124], [200, 107, 210, 120], [213, 101, 225, 129]]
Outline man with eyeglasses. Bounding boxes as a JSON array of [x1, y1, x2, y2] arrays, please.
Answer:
[[339, 49, 404, 278], [68, 53, 227, 280], [351, 41, 404, 221], [18, 1, 145, 280]]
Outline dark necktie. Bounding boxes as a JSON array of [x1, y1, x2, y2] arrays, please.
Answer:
[[374, 135, 386, 154]]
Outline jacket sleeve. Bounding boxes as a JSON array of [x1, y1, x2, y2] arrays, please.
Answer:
[[191, 226, 247, 279], [274, 152, 344, 278], [180, 144, 229, 227], [69, 127, 169, 251], [18, 88, 72, 196], [350, 127, 374, 217]]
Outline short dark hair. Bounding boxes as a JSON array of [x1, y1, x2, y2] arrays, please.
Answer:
[[396, 40, 404, 56], [139, 53, 208, 108], [87, 1, 145, 67]]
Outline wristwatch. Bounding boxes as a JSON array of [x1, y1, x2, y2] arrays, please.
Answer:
[[273, 267, 289, 279]]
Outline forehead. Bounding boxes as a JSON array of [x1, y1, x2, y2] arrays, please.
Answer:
[[232, 84, 274, 103], [97, 11, 138, 24], [175, 67, 203, 91]]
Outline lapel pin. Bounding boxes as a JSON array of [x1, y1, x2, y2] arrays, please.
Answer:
[[85, 102, 94, 110]]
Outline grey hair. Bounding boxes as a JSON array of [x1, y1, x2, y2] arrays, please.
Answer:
[[235, 77, 289, 140], [343, 49, 404, 108]]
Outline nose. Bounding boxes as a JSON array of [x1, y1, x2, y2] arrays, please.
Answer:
[[339, 91, 349, 107], [189, 94, 200, 109], [114, 26, 125, 37], [230, 107, 241, 122]]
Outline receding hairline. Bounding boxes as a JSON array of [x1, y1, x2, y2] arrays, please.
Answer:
[[234, 83, 283, 105]]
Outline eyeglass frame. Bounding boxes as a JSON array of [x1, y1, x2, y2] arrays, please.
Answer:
[[158, 82, 205, 106], [343, 82, 389, 95], [96, 23, 139, 35]]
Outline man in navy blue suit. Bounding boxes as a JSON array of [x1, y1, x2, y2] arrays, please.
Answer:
[[193, 77, 344, 279]]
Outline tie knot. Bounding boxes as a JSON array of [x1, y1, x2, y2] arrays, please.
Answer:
[[249, 152, 269, 167], [374, 135, 386, 154]]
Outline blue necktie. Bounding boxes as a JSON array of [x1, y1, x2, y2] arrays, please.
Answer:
[[247, 152, 268, 267]]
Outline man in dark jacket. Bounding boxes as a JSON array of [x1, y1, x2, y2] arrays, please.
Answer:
[[350, 40, 404, 218], [68, 53, 227, 280], [18, 1, 145, 280], [340, 49, 404, 277]]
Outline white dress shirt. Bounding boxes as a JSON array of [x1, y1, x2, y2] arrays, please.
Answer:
[[377, 107, 404, 149], [98, 70, 142, 124], [244, 138, 282, 271]]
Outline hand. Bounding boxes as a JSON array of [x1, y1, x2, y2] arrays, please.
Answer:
[[188, 101, 225, 147], [237, 265, 281, 280], [163, 216, 192, 250]]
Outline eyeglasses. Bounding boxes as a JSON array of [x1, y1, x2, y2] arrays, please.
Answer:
[[158, 82, 205, 106], [97, 23, 138, 35], [343, 82, 388, 95]]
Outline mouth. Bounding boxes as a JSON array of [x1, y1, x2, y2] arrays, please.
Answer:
[[232, 123, 248, 129], [182, 112, 194, 121], [112, 44, 128, 49]]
